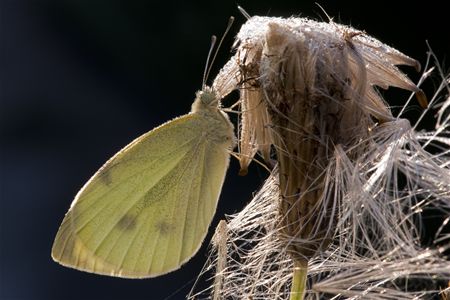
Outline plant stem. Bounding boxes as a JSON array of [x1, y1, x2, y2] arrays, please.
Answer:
[[289, 260, 308, 300]]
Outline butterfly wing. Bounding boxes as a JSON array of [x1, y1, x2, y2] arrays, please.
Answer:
[[52, 113, 231, 278]]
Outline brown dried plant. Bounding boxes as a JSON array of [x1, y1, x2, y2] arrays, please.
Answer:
[[191, 15, 450, 300]]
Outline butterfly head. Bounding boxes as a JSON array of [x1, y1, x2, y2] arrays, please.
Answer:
[[192, 86, 219, 113]]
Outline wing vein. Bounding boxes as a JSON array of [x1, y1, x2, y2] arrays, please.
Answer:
[[175, 139, 207, 264], [157, 141, 205, 272]]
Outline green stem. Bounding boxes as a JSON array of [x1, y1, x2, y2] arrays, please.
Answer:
[[289, 260, 308, 300]]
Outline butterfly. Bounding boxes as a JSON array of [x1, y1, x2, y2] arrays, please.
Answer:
[[52, 86, 235, 278]]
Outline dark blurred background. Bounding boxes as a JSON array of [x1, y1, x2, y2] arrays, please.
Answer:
[[1, 1, 448, 299]]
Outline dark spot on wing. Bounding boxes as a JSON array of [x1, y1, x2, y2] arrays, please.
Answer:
[[155, 221, 175, 235], [98, 164, 113, 185], [117, 214, 137, 231]]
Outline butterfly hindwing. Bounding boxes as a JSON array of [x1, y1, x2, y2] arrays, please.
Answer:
[[52, 113, 231, 278]]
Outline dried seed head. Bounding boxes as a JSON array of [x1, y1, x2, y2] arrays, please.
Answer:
[[197, 15, 450, 300], [214, 16, 424, 262]]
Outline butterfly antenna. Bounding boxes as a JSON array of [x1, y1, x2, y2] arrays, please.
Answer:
[[202, 35, 217, 89], [203, 16, 235, 88], [237, 6, 251, 19]]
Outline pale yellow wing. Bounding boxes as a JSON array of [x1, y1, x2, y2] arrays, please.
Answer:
[[52, 113, 231, 278]]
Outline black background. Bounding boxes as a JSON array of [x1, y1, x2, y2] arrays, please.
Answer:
[[1, 1, 448, 300]]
